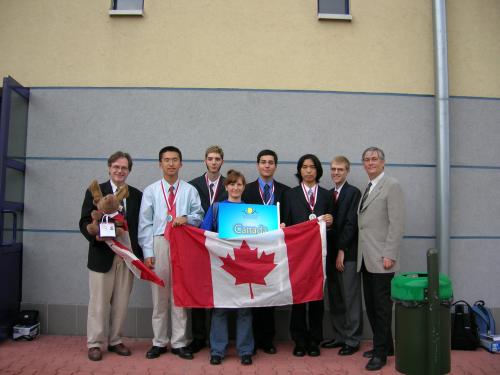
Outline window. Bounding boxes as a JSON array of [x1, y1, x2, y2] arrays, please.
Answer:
[[109, 0, 144, 16], [318, 0, 352, 21]]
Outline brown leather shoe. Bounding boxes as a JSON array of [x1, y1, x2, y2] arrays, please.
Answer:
[[88, 347, 102, 361], [107, 343, 131, 356]]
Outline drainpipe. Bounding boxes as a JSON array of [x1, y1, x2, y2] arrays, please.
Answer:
[[432, 0, 450, 275]]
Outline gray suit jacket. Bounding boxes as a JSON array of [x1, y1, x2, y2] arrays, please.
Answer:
[[357, 175, 405, 273]]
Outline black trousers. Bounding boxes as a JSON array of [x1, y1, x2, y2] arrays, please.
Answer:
[[361, 263, 394, 357], [252, 306, 276, 346], [290, 300, 324, 346], [191, 307, 209, 341]]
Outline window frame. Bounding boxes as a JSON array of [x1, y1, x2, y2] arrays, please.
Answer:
[[109, 0, 144, 16], [317, 0, 352, 21]]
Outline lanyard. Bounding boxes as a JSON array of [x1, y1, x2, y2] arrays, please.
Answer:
[[205, 173, 220, 206], [301, 183, 318, 212], [160, 180, 179, 212], [258, 183, 275, 205]]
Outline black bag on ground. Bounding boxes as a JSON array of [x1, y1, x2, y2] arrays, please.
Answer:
[[451, 300, 480, 350], [15, 310, 39, 326]]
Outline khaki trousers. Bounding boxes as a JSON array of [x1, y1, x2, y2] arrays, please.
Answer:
[[151, 236, 189, 349], [87, 255, 133, 349]]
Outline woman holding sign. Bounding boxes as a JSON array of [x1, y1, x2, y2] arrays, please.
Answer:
[[201, 170, 254, 366], [282, 154, 334, 357]]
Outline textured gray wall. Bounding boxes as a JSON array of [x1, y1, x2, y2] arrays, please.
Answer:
[[21, 88, 500, 335]]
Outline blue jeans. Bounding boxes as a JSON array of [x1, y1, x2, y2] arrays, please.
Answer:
[[210, 308, 254, 357]]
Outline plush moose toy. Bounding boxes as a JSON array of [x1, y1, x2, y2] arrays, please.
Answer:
[[86, 179, 129, 240]]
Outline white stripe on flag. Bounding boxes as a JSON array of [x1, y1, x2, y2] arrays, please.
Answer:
[[205, 229, 293, 308]]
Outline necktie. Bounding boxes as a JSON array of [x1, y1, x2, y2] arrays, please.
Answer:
[[359, 182, 372, 211], [168, 186, 175, 208], [333, 190, 339, 203], [209, 183, 215, 201], [115, 189, 126, 216], [308, 188, 314, 206], [264, 184, 270, 204]]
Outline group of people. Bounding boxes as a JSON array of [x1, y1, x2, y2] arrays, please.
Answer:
[[79, 144, 404, 371]]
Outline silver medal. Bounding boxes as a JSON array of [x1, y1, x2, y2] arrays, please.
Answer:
[[309, 213, 317, 220], [167, 214, 173, 222]]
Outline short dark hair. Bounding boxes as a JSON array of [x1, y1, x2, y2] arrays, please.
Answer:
[[159, 146, 182, 162], [257, 149, 278, 164], [295, 154, 323, 183], [108, 151, 133, 171], [225, 169, 246, 186]]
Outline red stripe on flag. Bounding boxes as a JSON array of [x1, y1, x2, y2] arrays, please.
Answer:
[[131, 260, 165, 287], [111, 239, 130, 251], [284, 220, 324, 304], [170, 225, 214, 308]]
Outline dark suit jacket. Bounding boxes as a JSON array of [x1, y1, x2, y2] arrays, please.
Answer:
[[189, 174, 227, 213], [328, 182, 361, 262], [79, 181, 143, 273], [242, 179, 290, 218], [283, 185, 333, 226]]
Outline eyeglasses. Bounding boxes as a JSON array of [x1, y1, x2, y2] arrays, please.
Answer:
[[110, 165, 129, 171], [363, 157, 380, 163]]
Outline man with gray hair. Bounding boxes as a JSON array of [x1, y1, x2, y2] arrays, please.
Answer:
[[357, 147, 405, 371]]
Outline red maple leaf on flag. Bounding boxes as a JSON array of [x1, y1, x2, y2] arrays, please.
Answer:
[[220, 240, 277, 299]]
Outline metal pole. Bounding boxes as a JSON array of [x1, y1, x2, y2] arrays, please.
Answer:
[[432, 0, 450, 275], [427, 248, 441, 375]]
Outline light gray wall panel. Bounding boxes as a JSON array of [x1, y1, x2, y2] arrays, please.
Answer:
[[450, 98, 500, 166], [450, 168, 500, 236], [27, 89, 435, 165], [22, 233, 88, 304], [450, 240, 500, 306]]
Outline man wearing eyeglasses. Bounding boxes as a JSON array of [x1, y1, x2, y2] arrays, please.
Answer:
[[357, 147, 405, 371], [79, 151, 143, 361]]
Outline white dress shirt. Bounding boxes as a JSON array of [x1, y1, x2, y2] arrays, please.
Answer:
[[138, 178, 204, 258]]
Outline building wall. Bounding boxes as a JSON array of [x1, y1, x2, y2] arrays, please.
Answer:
[[2, 0, 499, 337], [0, 1, 498, 97], [20, 88, 500, 336]]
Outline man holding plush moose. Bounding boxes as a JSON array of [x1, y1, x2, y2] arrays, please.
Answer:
[[79, 151, 143, 361]]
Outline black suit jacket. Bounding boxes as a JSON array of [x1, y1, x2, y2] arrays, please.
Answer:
[[189, 174, 227, 213], [283, 185, 333, 226], [79, 181, 143, 273], [328, 182, 361, 262], [242, 179, 290, 218]]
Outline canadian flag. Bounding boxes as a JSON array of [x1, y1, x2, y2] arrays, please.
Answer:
[[169, 219, 327, 308]]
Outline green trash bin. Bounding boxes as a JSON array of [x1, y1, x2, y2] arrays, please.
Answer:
[[391, 273, 453, 375]]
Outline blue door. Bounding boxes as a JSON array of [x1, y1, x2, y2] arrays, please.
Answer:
[[0, 76, 29, 340]]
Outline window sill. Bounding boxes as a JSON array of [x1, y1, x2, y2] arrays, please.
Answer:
[[109, 9, 144, 16], [318, 13, 352, 21]]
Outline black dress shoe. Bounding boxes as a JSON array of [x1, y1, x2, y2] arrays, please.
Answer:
[[338, 344, 359, 356], [171, 346, 194, 360], [210, 355, 222, 365], [146, 346, 167, 359], [365, 356, 387, 371], [307, 344, 320, 357], [293, 345, 306, 357], [259, 344, 277, 354], [188, 339, 207, 353], [241, 355, 253, 365], [363, 348, 394, 358], [108, 343, 131, 356], [321, 339, 344, 349]]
